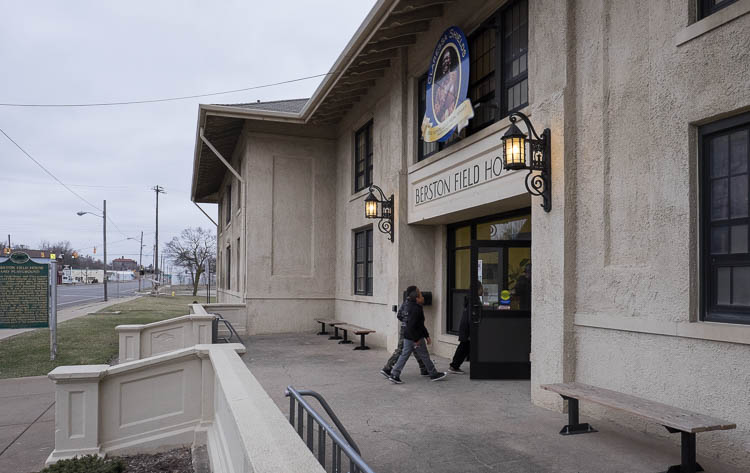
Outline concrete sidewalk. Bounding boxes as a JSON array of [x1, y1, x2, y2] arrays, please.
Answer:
[[243, 333, 743, 473], [0, 376, 54, 473], [0, 296, 140, 341]]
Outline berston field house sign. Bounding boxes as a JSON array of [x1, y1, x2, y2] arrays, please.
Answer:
[[0, 252, 49, 328]]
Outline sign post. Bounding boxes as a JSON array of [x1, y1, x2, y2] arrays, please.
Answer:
[[49, 257, 57, 360]]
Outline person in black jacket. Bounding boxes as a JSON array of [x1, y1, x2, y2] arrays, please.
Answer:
[[449, 282, 482, 374], [388, 287, 447, 384], [380, 285, 428, 378]]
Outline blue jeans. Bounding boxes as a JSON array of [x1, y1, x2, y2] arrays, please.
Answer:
[[390, 338, 437, 378]]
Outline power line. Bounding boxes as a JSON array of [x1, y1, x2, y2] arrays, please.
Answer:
[[0, 125, 137, 240], [0, 126, 101, 212], [0, 73, 331, 108]]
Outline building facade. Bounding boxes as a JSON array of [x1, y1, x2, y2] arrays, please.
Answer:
[[111, 257, 138, 271], [191, 0, 750, 468]]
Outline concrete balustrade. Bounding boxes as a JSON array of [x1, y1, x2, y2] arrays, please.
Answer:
[[47, 344, 325, 473], [190, 303, 247, 335], [115, 314, 215, 362]]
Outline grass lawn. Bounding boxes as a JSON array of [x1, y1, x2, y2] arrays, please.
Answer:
[[0, 295, 213, 379]]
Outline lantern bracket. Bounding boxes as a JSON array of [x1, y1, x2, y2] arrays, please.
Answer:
[[507, 112, 552, 213], [366, 184, 394, 242]]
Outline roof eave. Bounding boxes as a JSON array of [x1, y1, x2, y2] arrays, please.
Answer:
[[299, 0, 400, 121]]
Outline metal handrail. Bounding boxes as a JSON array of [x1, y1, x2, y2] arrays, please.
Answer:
[[211, 313, 243, 344], [292, 389, 361, 455], [285, 386, 375, 473]]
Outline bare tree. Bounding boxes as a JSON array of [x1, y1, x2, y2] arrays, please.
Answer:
[[163, 227, 216, 296]]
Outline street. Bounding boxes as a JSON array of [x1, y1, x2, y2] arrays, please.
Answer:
[[57, 280, 152, 309]]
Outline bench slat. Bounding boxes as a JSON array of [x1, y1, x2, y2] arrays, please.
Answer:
[[541, 382, 735, 433], [336, 323, 375, 335], [315, 319, 344, 325]]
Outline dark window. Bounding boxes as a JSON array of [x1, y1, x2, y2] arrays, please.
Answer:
[[225, 183, 232, 225], [417, 0, 528, 161], [698, 0, 738, 20], [354, 228, 373, 296], [226, 245, 231, 291], [701, 112, 750, 324], [354, 122, 373, 192]]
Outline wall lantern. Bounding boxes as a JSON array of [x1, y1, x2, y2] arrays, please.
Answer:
[[501, 112, 552, 212], [364, 184, 394, 242]]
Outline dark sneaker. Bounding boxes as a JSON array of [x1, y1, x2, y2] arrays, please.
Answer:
[[430, 372, 447, 382], [380, 368, 391, 378], [389, 375, 403, 384], [420, 370, 430, 376], [448, 365, 465, 374]]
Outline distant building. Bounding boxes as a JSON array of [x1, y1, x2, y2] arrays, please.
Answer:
[[112, 257, 137, 271]]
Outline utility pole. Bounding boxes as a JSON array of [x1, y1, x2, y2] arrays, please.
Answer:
[[152, 185, 165, 287], [103, 199, 108, 302], [138, 231, 143, 292]]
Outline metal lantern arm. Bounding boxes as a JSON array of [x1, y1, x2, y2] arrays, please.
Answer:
[[367, 184, 395, 243], [508, 112, 552, 213], [508, 112, 543, 142]]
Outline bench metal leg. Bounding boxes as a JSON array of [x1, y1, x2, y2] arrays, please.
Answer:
[[328, 326, 342, 340], [338, 329, 352, 344], [559, 396, 597, 435], [663, 428, 703, 473], [317, 322, 329, 335], [353, 334, 370, 350]]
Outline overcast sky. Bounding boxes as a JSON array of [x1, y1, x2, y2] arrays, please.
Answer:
[[0, 0, 375, 266]]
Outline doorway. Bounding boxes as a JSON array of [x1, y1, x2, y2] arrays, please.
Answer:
[[447, 211, 531, 379]]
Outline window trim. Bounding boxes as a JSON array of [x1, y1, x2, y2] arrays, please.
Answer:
[[699, 111, 750, 325], [354, 121, 374, 193], [698, 0, 739, 20], [226, 244, 231, 291], [353, 227, 374, 296]]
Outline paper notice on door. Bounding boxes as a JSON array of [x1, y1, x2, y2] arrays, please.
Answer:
[[478, 260, 482, 282]]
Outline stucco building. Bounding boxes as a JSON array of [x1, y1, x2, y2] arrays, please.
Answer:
[[191, 0, 750, 469]]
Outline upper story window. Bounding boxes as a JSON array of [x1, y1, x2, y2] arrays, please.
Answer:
[[701, 112, 750, 324], [417, 0, 528, 161], [354, 121, 373, 192], [698, 0, 739, 20], [225, 183, 232, 225]]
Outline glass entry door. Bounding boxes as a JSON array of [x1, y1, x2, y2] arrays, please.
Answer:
[[469, 241, 531, 379]]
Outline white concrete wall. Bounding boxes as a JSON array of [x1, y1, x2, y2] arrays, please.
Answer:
[[116, 314, 214, 362], [216, 128, 338, 334], [46, 344, 325, 473], [566, 1, 750, 468]]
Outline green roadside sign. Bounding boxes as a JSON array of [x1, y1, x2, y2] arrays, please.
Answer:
[[0, 252, 49, 328]]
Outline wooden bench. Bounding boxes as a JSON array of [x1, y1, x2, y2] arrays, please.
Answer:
[[314, 319, 345, 339], [335, 323, 376, 350], [541, 382, 736, 473]]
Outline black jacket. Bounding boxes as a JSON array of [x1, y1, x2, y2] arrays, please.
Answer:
[[458, 296, 470, 342], [403, 299, 430, 341]]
